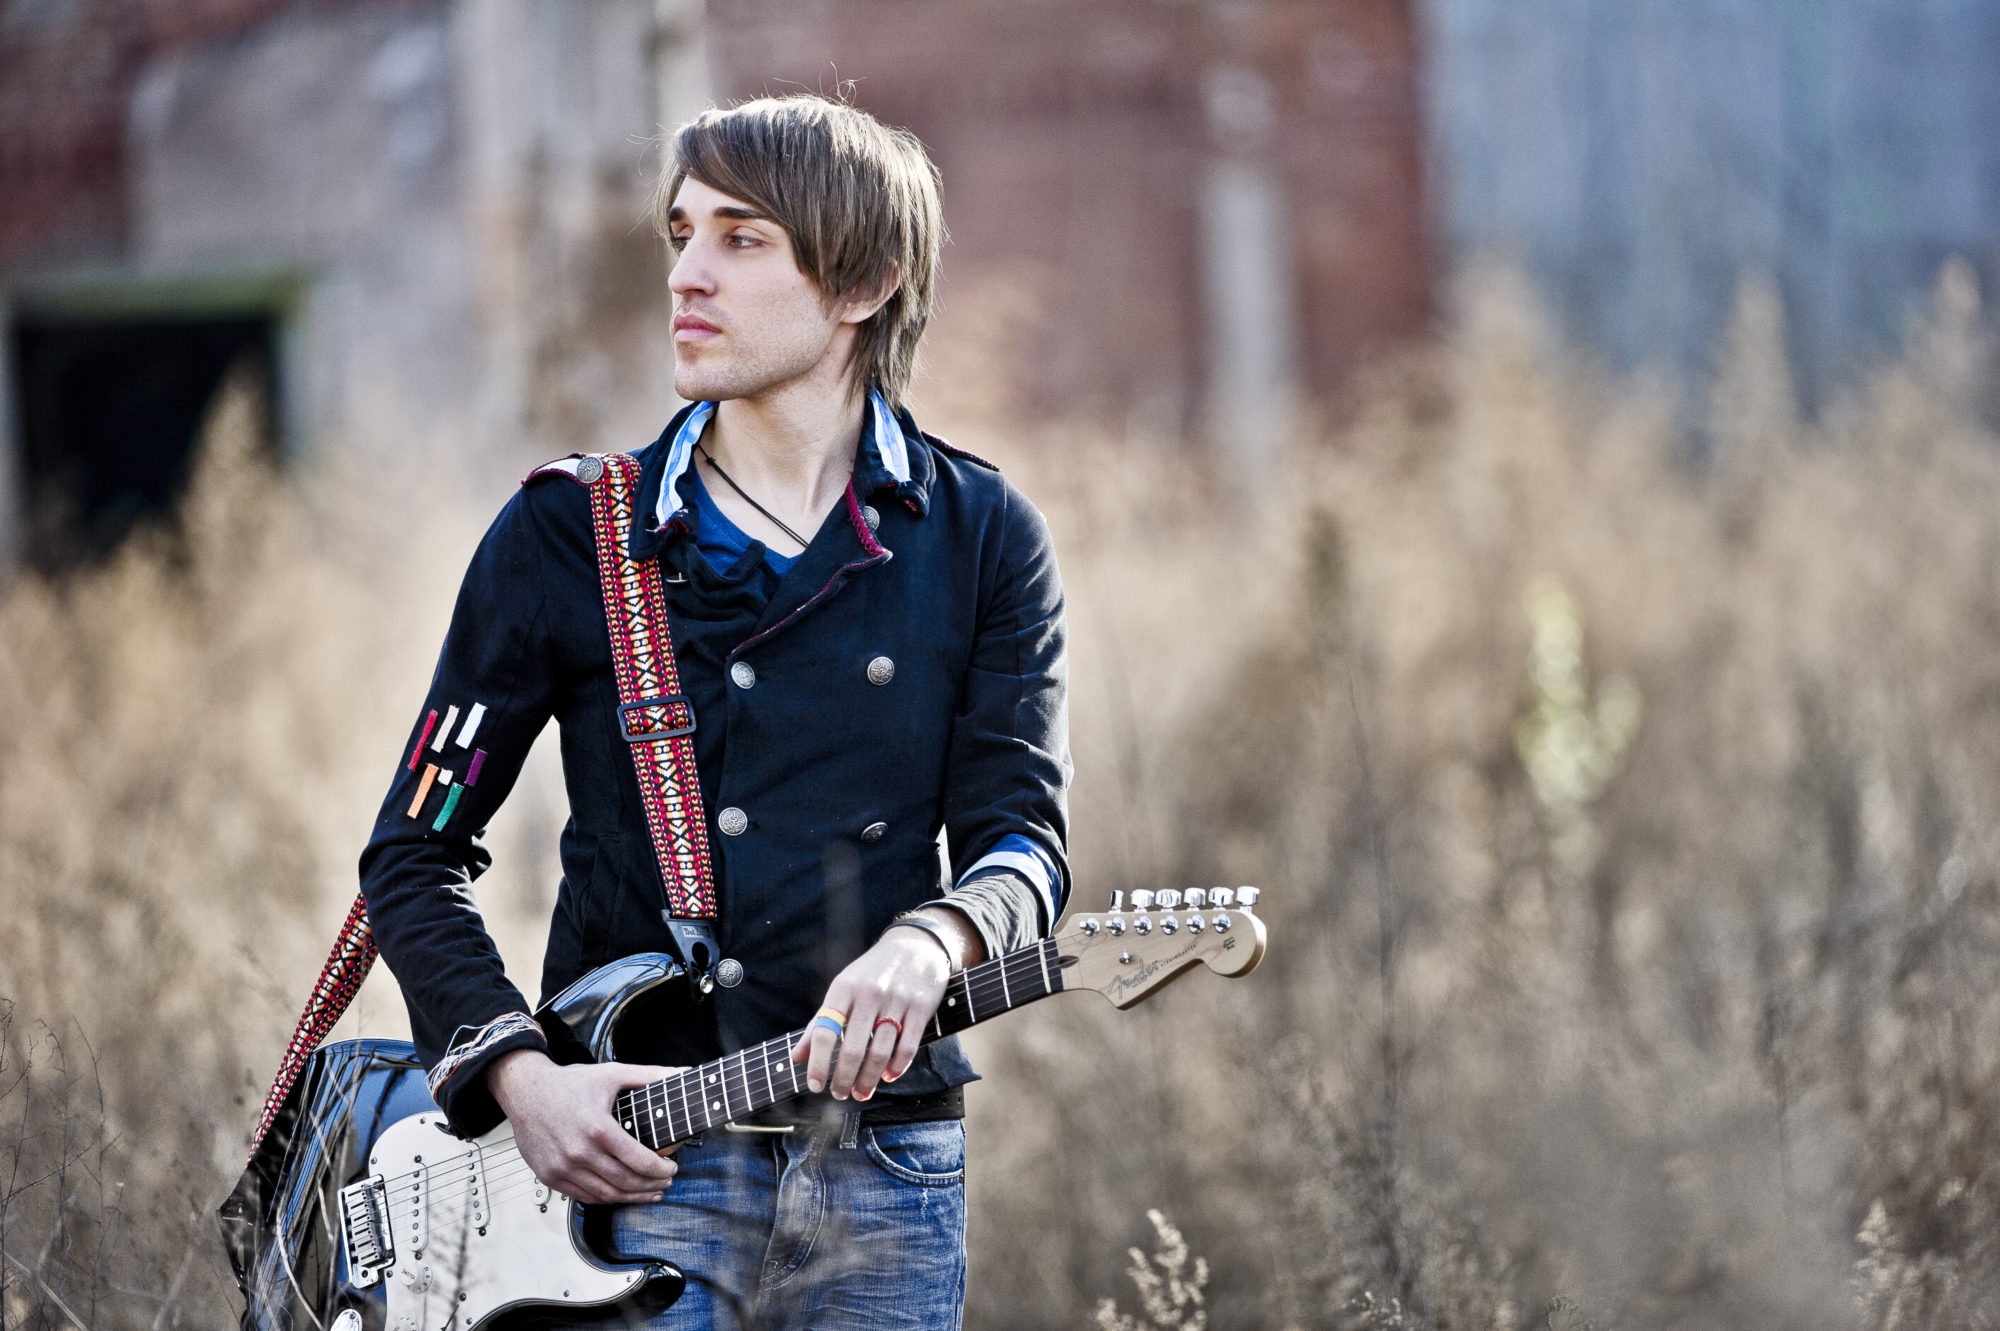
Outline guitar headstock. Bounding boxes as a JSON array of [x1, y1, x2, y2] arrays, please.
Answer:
[[1056, 887, 1267, 1009]]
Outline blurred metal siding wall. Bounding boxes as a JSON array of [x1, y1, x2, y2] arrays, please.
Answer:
[[1420, 0, 2000, 408]]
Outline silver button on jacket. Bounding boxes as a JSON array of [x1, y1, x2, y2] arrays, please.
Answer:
[[860, 821, 888, 843], [730, 661, 757, 689], [867, 656, 895, 686], [717, 806, 749, 836]]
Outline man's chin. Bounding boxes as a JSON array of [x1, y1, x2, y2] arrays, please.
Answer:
[[674, 368, 754, 404]]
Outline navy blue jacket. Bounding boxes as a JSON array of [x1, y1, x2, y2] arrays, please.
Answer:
[[359, 402, 1071, 1134]]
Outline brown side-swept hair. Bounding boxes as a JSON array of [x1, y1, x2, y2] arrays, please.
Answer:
[[655, 95, 945, 409]]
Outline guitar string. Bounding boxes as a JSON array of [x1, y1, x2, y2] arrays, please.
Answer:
[[380, 938, 1101, 1241], [369, 940, 1071, 1223], [369, 940, 1066, 1229], [375, 919, 1241, 1245], [371, 939, 1056, 1196], [393, 940, 1063, 1214]]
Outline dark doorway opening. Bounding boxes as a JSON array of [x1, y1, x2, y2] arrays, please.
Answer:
[[10, 313, 279, 569]]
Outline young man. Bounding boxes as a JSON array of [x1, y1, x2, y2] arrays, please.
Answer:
[[358, 96, 1070, 1328]]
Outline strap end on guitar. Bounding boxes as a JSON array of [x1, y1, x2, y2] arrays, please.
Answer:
[[663, 916, 740, 994]]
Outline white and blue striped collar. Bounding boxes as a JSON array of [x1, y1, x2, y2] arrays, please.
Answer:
[[654, 387, 910, 530]]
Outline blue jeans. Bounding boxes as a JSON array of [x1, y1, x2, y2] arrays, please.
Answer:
[[605, 1116, 967, 1330]]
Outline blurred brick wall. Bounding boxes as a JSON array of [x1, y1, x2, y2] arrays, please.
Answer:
[[709, 0, 1431, 428], [0, 0, 422, 270]]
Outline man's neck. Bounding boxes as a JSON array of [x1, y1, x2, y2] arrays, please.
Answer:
[[703, 373, 868, 524]]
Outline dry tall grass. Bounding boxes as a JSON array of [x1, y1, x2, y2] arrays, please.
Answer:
[[1, 265, 1996, 1330]]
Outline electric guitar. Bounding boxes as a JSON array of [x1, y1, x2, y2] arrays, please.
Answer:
[[219, 888, 1266, 1330]]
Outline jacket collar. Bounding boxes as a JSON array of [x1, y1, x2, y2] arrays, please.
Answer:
[[854, 393, 933, 516], [637, 386, 930, 549]]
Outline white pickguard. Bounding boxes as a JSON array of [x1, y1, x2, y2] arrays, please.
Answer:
[[358, 1113, 644, 1330]]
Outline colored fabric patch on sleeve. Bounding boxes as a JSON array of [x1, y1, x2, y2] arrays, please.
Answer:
[[436, 768, 453, 789], [456, 702, 487, 748], [432, 783, 465, 832], [431, 704, 456, 752], [409, 710, 438, 770], [466, 749, 487, 786], [408, 763, 438, 818]]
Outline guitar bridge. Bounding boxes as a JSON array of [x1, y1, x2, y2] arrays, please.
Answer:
[[337, 1174, 394, 1287]]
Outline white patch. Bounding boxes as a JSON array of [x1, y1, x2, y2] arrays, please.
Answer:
[[456, 702, 487, 748]]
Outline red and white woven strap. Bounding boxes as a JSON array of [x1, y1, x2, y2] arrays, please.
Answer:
[[585, 451, 718, 921], [245, 891, 376, 1162], [243, 450, 718, 1162]]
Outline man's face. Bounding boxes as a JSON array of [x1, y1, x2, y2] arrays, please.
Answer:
[[666, 177, 862, 404]]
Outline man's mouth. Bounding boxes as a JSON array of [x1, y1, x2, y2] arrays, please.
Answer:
[[673, 311, 722, 340]]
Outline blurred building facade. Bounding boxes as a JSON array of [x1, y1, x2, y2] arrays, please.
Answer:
[[0, 0, 1430, 563]]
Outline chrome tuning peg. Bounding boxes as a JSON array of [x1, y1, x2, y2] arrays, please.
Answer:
[[1156, 889, 1182, 910], [1129, 890, 1155, 912], [1108, 890, 1125, 912], [1184, 888, 1207, 909], [1236, 886, 1260, 913], [1209, 887, 1234, 909]]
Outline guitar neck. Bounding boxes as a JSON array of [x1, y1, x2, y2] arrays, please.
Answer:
[[613, 938, 1066, 1152]]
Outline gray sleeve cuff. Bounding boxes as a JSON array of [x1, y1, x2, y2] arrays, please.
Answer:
[[921, 869, 1047, 961]]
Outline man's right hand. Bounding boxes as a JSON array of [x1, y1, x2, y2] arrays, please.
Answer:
[[487, 1048, 682, 1204]]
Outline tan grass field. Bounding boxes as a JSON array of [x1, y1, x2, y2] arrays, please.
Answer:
[[2, 265, 1997, 1329]]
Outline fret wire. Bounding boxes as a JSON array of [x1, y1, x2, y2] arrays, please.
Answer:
[[674, 1068, 695, 1141], [701, 1065, 723, 1127], [960, 951, 1029, 1015], [690, 1066, 712, 1133]]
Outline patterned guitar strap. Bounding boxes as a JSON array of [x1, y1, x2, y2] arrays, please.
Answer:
[[576, 450, 725, 980], [246, 450, 721, 1163]]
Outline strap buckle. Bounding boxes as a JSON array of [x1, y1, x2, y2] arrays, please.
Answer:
[[619, 695, 696, 743]]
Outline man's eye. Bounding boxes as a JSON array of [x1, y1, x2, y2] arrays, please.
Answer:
[[668, 234, 689, 252], [728, 234, 761, 248]]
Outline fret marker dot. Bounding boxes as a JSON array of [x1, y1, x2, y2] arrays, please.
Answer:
[[654, 1108, 662, 1117], [947, 997, 957, 1006], [711, 1101, 721, 1111]]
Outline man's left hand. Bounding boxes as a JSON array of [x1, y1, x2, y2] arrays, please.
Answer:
[[792, 909, 983, 1101]]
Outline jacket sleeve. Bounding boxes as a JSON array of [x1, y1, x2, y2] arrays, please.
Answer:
[[937, 482, 1073, 942], [358, 483, 562, 1135]]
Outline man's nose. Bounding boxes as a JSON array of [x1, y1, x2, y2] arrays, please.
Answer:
[[668, 245, 715, 296]]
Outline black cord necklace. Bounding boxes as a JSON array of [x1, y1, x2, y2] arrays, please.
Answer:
[[695, 443, 811, 550]]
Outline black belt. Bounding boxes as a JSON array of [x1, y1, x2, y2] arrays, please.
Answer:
[[721, 1084, 963, 1135]]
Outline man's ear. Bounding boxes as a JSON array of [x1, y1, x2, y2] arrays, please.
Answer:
[[838, 261, 901, 327]]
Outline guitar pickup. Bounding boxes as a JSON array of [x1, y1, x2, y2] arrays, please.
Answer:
[[337, 1175, 394, 1287]]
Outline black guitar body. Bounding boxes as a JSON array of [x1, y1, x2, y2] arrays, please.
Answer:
[[219, 954, 692, 1331]]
